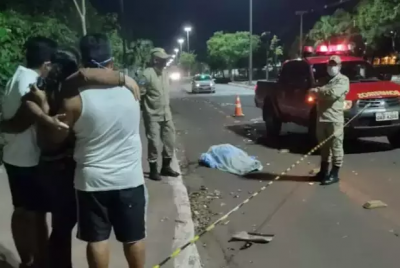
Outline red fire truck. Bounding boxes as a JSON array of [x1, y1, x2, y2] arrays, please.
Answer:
[[254, 44, 400, 148]]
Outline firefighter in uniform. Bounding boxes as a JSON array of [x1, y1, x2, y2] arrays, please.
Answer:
[[309, 55, 350, 185], [139, 48, 180, 181]]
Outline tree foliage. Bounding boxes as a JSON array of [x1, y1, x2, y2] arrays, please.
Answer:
[[355, 0, 400, 47], [207, 31, 261, 71], [0, 10, 77, 87], [308, 9, 354, 45], [127, 39, 154, 70], [178, 52, 197, 73]]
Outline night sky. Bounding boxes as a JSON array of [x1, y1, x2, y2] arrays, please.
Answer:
[[92, 0, 357, 58]]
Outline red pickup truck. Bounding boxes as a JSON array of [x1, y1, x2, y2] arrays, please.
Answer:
[[254, 54, 400, 148]]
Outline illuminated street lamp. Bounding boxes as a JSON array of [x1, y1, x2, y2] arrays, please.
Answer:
[[177, 38, 184, 52], [174, 48, 179, 54], [184, 26, 192, 52]]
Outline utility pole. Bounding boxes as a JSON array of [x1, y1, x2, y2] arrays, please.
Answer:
[[295, 11, 308, 57], [249, 0, 253, 85], [119, 0, 127, 70], [262, 31, 271, 81]]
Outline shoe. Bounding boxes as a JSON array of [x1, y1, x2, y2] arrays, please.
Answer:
[[160, 158, 180, 177], [321, 165, 340, 186], [315, 161, 330, 182], [149, 162, 162, 181]]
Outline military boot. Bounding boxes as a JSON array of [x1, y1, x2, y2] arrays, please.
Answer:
[[149, 162, 162, 181], [160, 158, 180, 177], [315, 161, 330, 182], [321, 165, 340, 186]]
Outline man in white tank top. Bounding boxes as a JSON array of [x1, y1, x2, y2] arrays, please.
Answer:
[[29, 34, 146, 268]]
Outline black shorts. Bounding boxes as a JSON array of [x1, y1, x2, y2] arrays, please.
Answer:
[[76, 185, 147, 243], [38, 157, 77, 228], [4, 162, 50, 212]]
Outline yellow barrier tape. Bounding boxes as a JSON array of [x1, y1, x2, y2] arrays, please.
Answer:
[[152, 102, 371, 268]]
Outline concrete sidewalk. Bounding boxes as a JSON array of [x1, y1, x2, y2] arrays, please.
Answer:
[[0, 122, 197, 268]]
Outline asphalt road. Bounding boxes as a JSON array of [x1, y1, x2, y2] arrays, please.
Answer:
[[171, 82, 400, 268]]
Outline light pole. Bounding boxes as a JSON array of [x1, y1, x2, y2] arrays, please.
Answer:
[[249, 0, 253, 85], [261, 31, 271, 81], [177, 38, 184, 53], [174, 48, 179, 55], [184, 26, 192, 52], [295, 10, 308, 57]]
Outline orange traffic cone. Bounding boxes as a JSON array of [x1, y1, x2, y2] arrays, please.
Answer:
[[233, 95, 245, 117]]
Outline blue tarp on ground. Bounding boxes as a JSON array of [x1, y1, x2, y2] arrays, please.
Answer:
[[199, 144, 263, 175]]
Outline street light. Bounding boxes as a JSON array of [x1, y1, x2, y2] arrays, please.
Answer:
[[174, 48, 179, 54], [177, 38, 184, 52], [295, 10, 308, 57], [184, 26, 192, 52]]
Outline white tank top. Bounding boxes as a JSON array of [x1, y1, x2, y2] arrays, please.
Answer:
[[73, 86, 144, 192]]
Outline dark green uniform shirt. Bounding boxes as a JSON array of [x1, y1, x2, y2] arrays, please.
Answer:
[[139, 67, 172, 122]]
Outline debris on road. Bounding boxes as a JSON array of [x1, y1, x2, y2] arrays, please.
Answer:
[[279, 149, 290, 154], [189, 186, 221, 233], [363, 200, 388, 209], [199, 144, 263, 175], [230, 231, 274, 243], [309, 168, 320, 175]]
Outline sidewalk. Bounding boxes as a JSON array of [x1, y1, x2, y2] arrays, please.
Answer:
[[0, 123, 194, 268], [228, 81, 257, 89]]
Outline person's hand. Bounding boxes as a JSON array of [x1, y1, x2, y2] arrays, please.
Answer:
[[43, 114, 69, 131], [125, 76, 141, 101], [27, 84, 47, 104]]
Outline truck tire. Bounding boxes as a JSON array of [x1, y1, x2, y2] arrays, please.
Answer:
[[387, 131, 400, 148], [263, 99, 282, 138]]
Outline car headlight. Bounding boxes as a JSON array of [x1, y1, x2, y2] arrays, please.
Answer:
[[210, 82, 214, 86], [196, 83, 200, 87], [343, 100, 352, 110], [169, 72, 181, 81]]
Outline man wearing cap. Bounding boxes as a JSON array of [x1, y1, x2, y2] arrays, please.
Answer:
[[309, 55, 349, 185], [139, 48, 180, 181]]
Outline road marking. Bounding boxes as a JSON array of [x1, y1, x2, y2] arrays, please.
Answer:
[[166, 155, 202, 268]]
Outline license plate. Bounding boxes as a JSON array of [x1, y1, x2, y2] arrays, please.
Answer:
[[375, 111, 399, 121]]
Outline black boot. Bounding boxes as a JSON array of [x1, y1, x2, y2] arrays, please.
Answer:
[[321, 165, 340, 186], [160, 158, 180, 177], [149, 162, 162, 181], [315, 161, 330, 182]]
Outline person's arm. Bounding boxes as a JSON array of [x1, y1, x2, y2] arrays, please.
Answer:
[[62, 68, 140, 100], [138, 69, 150, 97], [317, 77, 350, 101], [0, 75, 49, 133]]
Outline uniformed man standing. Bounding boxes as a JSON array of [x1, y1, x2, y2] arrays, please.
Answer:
[[309, 55, 349, 185], [140, 48, 180, 181]]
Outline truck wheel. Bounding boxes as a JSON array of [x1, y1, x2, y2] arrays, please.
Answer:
[[264, 100, 281, 138], [388, 131, 400, 148]]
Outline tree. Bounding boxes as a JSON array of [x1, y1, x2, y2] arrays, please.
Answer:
[[309, 9, 355, 46], [269, 35, 283, 72], [355, 0, 400, 48], [179, 52, 197, 75], [0, 10, 77, 88], [72, 0, 87, 35], [127, 39, 154, 70], [207, 31, 261, 79]]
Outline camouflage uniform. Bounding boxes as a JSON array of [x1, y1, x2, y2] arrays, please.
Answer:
[[139, 48, 179, 180], [315, 55, 350, 185]]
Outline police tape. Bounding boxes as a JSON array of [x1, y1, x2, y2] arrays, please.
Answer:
[[152, 103, 371, 268]]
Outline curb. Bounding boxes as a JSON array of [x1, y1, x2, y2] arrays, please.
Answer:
[[227, 82, 255, 89]]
